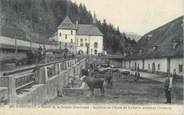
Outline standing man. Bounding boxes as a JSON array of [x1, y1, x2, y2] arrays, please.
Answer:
[[79, 69, 89, 89], [134, 67, 140, 82], [42, 46, 47, 63], [172, 69, 177, 81], [164, 73, 173, 104], [38, 46, 43, 63]]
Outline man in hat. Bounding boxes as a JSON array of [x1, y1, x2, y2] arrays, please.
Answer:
[[164, 73, 173, 104], [172, 69, 177, 81]]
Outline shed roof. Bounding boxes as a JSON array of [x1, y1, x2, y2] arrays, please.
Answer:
[[127, 16, 183, 60], [57, 16, 103, 36], [77, 24, 103, 36]]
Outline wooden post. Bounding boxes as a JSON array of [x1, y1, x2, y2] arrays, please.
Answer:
[[56, 63, 60, 74], [44, 66, 49, 83], [8, 75, 16, 105], [57, 72, 63, 97], [68, 60, 70, 67], [35, 66, 48, 84], [60, 62, 64, 70], [58, 63, 61, 74], [64, 61, 68, 70], [73, 66, 76, 77], [63, 71, 69, 87], [76, 64, 80, 79]]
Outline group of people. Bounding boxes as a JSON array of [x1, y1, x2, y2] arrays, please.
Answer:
[[134, 70, 141, 82], [26, 46, 46, 64], [38, 46, 46, 62]]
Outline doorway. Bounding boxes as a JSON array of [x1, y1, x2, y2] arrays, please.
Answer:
[[152, 62, 155, 72]]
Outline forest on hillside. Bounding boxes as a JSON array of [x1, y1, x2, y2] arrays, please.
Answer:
[[0, 0, 137, 54]]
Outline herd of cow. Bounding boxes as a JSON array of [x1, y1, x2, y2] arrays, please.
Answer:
[[79, 63, 141, 96]]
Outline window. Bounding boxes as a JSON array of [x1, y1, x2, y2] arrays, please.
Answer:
[[152, 46, 157, 52], [94, 42, 98, 48], [179, 64, 183, 72], [172, 40, 178, 49], [71, 30, 73, 35], [173, 42, 177, 49], [59, 32, 62, 37], [65, 43, 67, 47], [59, 42, 61, 48], [85, 38, 87, 41], [76, 39, 78, 43], [71, 39, 73, 43], [85, 43, 89, 47], [80, 43, 83, 47], [158, 64, 160, 70], [147, 34, 152, 40], [65, 34, 67, 39], [148, 64, 150, 69], [132, 63, 134, 68], [94, 50, 97, 54], [80, 38, 83, 42]]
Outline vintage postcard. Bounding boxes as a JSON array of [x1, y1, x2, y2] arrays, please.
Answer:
[[0, 0, 183, 115]]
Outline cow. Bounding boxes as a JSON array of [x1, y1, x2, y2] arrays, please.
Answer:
[[80, 69, 106, 96]]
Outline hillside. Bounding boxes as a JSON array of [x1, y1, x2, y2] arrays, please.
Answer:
[[0, 0, 136, 54]]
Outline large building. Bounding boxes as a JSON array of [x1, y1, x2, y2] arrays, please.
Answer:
[[122, 16, 183, 76], [56, 16, 104, 55]]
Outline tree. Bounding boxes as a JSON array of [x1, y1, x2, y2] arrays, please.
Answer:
[[1, 0, 137, 54]]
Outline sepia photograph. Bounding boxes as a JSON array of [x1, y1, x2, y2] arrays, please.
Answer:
[[0, 0, 183, 114]]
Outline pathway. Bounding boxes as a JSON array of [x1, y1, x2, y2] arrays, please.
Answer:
[[118, 68, 183, 88]]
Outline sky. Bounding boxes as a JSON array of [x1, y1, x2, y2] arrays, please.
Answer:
[[71, 0, 183, 35]]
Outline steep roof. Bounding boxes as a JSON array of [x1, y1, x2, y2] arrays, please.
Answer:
[[57, 16, 103, 36], [77, 24, 103, 36], [57, 16, 76, 30], [127, 16, 183, 60]]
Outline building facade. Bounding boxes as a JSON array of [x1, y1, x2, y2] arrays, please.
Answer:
[[122, 16, 184, 76], [56, 16, 104, 55]]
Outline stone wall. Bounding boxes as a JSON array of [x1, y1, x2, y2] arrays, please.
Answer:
[[0, 87, 8, 104], [0, 58, 86, 106]]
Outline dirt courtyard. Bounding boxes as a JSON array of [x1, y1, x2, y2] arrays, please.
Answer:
[[45, 73, 183, 105]]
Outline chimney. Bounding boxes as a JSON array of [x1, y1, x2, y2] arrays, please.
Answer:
[[76, 20, 78, 28], [93, 13, 97, 24], [147, 34, 152, 40]]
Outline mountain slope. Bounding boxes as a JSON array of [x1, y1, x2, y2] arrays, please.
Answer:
[[126, 32, 142, 42], [0, 0, 136, 54]]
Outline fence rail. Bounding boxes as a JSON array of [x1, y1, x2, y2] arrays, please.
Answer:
[[1, 57, 85, 89], [0, 57, 87, 104], [15, 72, 35, 90], [2, 58, 78, 76]]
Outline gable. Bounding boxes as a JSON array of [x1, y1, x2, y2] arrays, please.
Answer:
[[58, 16, 76, 30]]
